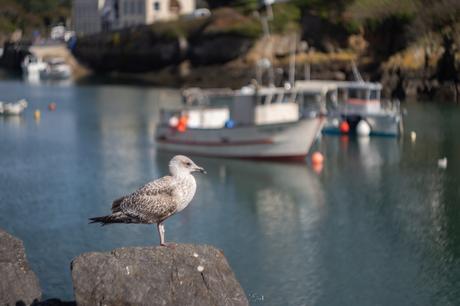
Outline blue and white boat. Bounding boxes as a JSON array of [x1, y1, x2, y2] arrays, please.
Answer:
[[295, 80, 403, 136]]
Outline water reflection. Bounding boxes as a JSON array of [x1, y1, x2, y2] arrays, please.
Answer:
[[24, 78, 74, 87], [0, 115, 24, 127], [1, 81, 460, 305], [157, 154, 327, 306], [315, 133, 460, 306]]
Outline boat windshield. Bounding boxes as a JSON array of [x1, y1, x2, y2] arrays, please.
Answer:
[[348, 88, 368, 100], [370, 89, 380, 100]]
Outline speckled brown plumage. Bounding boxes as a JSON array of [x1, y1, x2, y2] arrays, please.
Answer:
[[90, 155, 206, 245]]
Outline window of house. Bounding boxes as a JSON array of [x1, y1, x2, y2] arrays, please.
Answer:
[[130, 1, 135, 14], [154, 1, 160, 11], [138, 0, 144, 14]]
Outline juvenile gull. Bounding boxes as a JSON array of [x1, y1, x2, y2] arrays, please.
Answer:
[[89, 155, 206, 246]]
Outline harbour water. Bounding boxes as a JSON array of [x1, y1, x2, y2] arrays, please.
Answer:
[[0, 80, 459, 305]]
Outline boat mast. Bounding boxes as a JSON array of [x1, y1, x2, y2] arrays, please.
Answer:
[[258, 0, 275, 86], [351, 60, 364, 83], [289, 34, 297, 87]]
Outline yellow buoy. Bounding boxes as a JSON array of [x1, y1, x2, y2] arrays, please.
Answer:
[[410, 131, 416, 142], [34, 109, 41, 120]]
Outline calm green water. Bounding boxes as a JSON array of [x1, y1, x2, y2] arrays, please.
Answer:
[[0, 80, 459, 305]]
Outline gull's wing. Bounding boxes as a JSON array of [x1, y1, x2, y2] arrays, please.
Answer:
[[116, 176, 179, 223]]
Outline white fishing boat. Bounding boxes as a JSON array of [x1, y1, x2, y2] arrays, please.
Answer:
[[1, 99, 28, 115], [295, 80, 403, 136], [155, 86, 325, 161], [21, 55, 47, 82], [39, 58, 72, 80]]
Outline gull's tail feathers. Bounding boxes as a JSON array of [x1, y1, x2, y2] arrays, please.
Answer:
[[89, 212, 137, 226]]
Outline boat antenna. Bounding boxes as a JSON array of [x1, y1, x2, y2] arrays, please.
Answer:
[[288, 34, 297, 86], [351, 60, 364, 83], [257, 0, 275, 86]]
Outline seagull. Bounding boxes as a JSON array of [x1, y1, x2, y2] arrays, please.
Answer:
[[89, 155, 206, 246], [438, 157, 447, 169]]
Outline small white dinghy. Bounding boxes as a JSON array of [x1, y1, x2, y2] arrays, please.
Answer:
[[40, 58, 72, 80], [1, 99, 28, 115]]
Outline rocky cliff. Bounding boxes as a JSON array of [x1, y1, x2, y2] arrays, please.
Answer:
[[73, 8, 257, 74]]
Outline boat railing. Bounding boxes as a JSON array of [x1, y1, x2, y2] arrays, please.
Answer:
[[381, 99, 401, 113], [159, 104, 231, 126], [182, 88, 234, 106]]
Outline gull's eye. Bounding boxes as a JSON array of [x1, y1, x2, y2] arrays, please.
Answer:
[[186, 162, 192, 166]]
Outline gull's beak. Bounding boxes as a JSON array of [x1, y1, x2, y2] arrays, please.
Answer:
[[194, 166, 206, 174]]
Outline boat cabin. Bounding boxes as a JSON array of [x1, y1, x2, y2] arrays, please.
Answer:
[[160, 85, 325, 130], [337, 82, 382, 114], [296, 80, 388, 115]]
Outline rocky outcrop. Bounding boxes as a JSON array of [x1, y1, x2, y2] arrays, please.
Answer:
[[72, 8, 258, 74], [73, 30, 254, 73], [73, 29, 184, 73], [0, 229, 42, 306], [300, 12, 349, 52], [0, 41, 31, 70], [189, 34, 253, 65], [71, 244, 249, 306]]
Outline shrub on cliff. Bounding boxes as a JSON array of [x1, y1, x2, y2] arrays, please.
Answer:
[[0, 0, 70, 39], [271, 3, 302, 33], [203, 7, 261, 38]]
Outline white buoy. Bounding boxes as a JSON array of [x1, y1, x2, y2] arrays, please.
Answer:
[[438, 157, 447, 169], [331, 118, 340, 127], [410, 131, 416, 142], [356, 120, 371, 136], [168, 116, 179, 127]]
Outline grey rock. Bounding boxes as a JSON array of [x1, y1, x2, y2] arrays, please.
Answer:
[[0, 229, 42, 306], [189, 34, 254, 66], [71, 244, 248, 306]]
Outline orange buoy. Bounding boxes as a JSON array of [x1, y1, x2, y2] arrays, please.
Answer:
[[177, 123, 186, 133], [311, 151, 324, 165], [312, 162, 323, 174], [339, 121, 350, 134], [176, 115, 188, 133], [48, 103, 57, 111]]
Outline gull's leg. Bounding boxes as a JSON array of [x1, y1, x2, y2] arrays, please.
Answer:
[[157, 222, 166, 246], [158, 222, 176, 248]]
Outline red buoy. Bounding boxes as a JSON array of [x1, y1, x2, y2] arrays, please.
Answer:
[[339, 121, 350, 134], [48, 103, 57, 111]]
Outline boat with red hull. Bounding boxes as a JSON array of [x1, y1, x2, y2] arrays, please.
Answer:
[[155, 86, 325, 161]]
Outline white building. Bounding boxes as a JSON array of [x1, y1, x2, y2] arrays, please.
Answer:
[[73, 0, 196, 35], [118, 0, 195, 28]]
